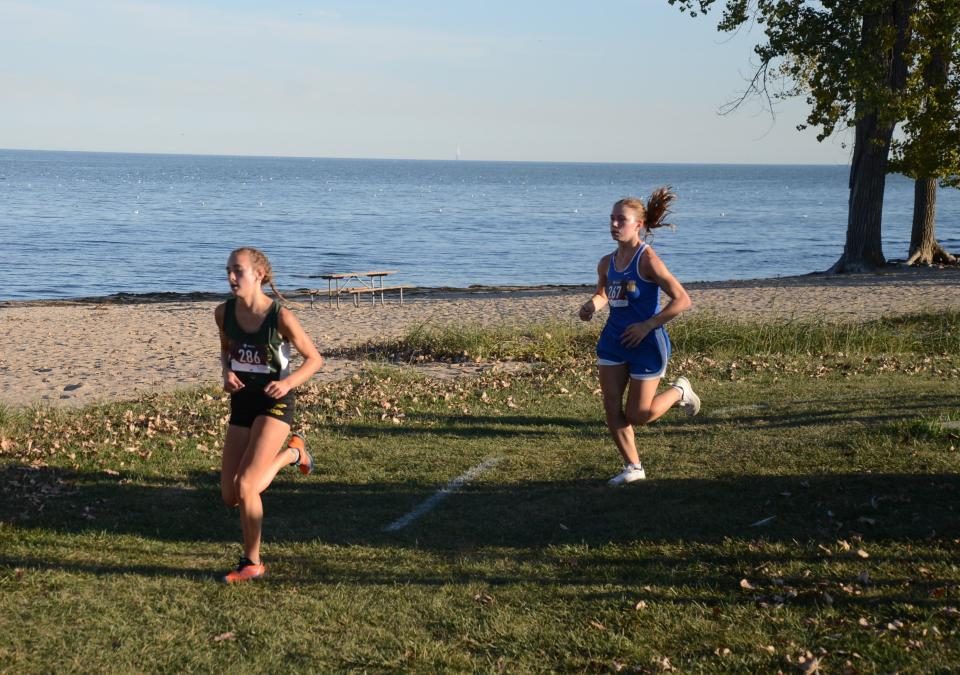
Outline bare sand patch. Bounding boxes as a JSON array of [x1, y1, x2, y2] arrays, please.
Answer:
[[1, 265, 957, 409]]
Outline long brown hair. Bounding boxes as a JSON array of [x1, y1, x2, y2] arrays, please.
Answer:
[[230, 247, 286, 302], [614, 186, 677, 235]]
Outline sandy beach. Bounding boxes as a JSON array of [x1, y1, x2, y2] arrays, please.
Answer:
[[1, 265, 958, 409]]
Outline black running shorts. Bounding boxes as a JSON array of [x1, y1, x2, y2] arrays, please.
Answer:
[[229, 387, 296, 428]]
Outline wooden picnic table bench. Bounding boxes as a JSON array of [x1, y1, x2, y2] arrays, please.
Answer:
[[307, 270, 407, 308]]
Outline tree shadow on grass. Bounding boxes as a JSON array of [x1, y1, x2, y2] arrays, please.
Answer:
[[2, 463, 957, 549], [2, 463, 958, 604]]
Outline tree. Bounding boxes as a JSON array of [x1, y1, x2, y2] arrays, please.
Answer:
[[669, 0, 918, 273], [888, 0, 960, 265]]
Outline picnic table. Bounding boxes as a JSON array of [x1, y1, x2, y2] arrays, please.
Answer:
[[307, 270, 406, 308]]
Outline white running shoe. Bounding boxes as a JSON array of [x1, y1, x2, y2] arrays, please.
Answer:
[[608, 463, 646, 486], [671, 376, 701, 417]]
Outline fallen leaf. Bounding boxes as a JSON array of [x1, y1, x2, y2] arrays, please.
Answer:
[[213, 631, 236, 642], [740, 578, 756, 591], [653, 655, 675, 672], [589, 619, 606, 631]]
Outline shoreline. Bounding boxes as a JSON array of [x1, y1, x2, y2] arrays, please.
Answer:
[[1, 264, 958, 410], [2, 262, 957, 308]]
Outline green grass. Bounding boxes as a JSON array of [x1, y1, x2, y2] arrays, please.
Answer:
[[336, 310, 960, 364], [1, 314, 959, 672]]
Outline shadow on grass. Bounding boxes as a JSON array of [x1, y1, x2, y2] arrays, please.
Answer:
[[3, 463, 959, 604], [2, 463, 957, 549]]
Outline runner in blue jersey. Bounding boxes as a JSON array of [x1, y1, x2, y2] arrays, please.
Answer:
[[579, 189, 701, 485]]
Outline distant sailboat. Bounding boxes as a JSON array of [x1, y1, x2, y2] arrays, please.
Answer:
[[456, 145, 462, 160]]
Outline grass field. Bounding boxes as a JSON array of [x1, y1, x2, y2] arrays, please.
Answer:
[[1, 313, 959, 672]]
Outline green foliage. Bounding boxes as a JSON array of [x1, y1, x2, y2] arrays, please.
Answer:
[[671, 1, 960, 186], [669, 1, 918, 140], [889, 0, 960, 187]]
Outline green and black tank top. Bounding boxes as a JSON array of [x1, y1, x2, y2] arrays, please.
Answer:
[[223, 298, 291, 389]]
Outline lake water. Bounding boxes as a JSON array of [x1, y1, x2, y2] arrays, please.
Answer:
[[1, 149, 958, 301]]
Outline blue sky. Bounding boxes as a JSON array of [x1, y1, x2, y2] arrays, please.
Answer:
[[1, 1, 853, 164]]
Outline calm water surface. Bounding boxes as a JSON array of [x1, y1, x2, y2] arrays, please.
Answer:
[[1, 149, 958, 300]]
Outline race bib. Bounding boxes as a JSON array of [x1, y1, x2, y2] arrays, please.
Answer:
[[607, 282, 628, 308], [230, 342, 271, 374]]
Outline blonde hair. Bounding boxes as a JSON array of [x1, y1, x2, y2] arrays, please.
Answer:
[[614, 186, 677, 234], [230, 247, 286, 301]]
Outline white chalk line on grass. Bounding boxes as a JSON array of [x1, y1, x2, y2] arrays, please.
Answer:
[[711, 403, 770, 416], [383, 457, 502, 532]]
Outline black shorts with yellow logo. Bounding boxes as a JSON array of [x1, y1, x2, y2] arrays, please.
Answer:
[[229, 387, 296, 428]]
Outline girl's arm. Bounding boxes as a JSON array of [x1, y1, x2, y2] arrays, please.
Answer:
[[620, 248, 691, 346], [214, 303, 245, 393], [263, 308, 325, 399], [579, 256, 610, 321]]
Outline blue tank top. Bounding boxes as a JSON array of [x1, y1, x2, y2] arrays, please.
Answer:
[[603, 244, 661, 336]]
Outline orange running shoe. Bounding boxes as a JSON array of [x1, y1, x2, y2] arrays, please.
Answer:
[[222, 557, 266, 584], [287, 432, 313, 475]]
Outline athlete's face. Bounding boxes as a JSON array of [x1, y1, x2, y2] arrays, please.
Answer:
[[610, 206, 644, 243], [226, 253, 263, 296]]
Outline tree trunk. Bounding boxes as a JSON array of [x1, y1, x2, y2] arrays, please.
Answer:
[[829, 0, 915, 273], [906, 177, 958, 265], [904, 18, 956, 266], [831, 110, 894, 273]]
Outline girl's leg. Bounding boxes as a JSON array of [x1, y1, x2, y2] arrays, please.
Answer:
[[221, 424, 251, 507], [598, 364, 639, 465], [234, 416, 296, 564], [623, 377, 682, 428]]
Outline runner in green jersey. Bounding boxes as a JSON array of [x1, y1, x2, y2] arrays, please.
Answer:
[[215, 247, 324, 583]]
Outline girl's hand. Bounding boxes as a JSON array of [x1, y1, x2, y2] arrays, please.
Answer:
[[263, 379, 292, 399], [223, 371, 245, 393], [579, 301, 596, 321], [620, 321, 653, 347]]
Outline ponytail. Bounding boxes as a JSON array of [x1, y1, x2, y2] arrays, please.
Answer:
[[642, 186, 677, 230], [613, 186, 677, 242]]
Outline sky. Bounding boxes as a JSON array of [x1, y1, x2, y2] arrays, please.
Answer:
[[1, 0, 854, 164]]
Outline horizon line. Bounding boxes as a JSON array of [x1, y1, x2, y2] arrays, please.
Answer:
[[0, 146, 851, 168]]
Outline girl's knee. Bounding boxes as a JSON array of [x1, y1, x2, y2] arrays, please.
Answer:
[[626, 409, 654, 427], [236, 473, 260, 502]]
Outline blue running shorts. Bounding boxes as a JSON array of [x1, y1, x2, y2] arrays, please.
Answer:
[[596, 325, 670, 380]]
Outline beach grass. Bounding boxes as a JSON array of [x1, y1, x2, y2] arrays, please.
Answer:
[[1, 314, 959, 672], [338, 310, 960, 364]]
